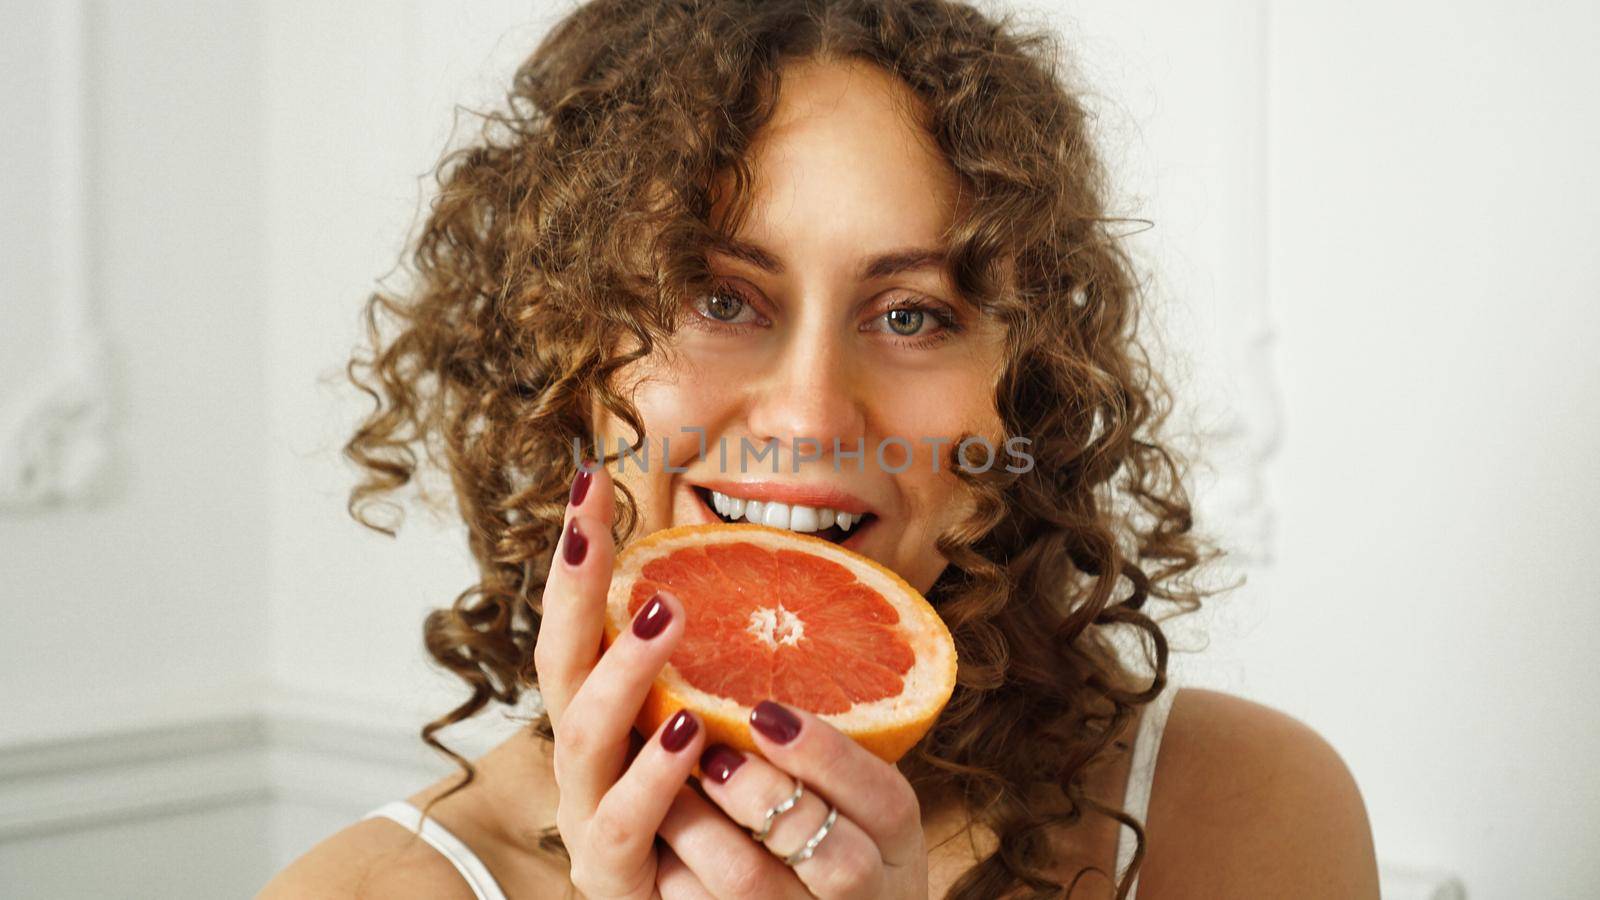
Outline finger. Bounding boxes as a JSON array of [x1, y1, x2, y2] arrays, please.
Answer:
[[581, 708, 706, 893], [533, 457, 617, 729], [555, 588, 685, 813], [656, 843, 717, 900], [746, 700, 924, 868], [697, 743, 886, 899], [657, 784, 810, 900]]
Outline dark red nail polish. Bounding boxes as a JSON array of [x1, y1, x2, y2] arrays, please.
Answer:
[[633, 592, 672, 639], [750, 700, 801, 744], [569, 461, 594, 507], [699, 743, 746, 783], [563, 518, 587, 566], [661, 710, 698, 752]]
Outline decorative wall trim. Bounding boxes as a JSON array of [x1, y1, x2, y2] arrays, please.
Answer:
[[1240, 0, 1285, 566], [0, 704, 1463, 897], [0, 693, 528, 842], [0, 0, 113, 511], [0, 718, 267, 841], [1199, 0, 1284, 569], [0, 715, 418, 842]]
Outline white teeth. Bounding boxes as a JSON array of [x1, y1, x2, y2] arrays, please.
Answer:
[[707, 489, 863, 536], [788, 505, 820, 532], [762, 501, 791, 529]]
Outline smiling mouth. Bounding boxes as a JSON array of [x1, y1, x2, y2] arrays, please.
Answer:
[[691, 485, 877, 546]]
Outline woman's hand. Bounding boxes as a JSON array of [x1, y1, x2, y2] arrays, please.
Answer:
[[534, 461, 710, 899], [655, 701, 930, 900]]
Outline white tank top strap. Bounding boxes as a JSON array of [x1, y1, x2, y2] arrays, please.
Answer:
[[363, 800, 510, 900], [1112, 685, 1180, 900]]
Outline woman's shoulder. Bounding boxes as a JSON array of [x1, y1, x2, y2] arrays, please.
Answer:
[[1138, 687, 1381, 899], [255, 815, 479, 899]]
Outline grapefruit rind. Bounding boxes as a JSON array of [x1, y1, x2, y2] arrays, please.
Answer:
[[603, 522, 957, 765]]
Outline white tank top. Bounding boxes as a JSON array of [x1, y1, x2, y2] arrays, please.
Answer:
[[362, 687, 1179, 899], [1113, 684, 1179, 899], [363, 800, 509, 900]]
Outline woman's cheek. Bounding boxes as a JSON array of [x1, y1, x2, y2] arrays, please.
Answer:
[[871, 371, 1001, 469]]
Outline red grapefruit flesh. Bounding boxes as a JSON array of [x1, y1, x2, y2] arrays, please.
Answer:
[[601, 522, 957, 765]]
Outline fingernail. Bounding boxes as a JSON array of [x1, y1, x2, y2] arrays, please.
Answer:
[[562, 518, 588, 566], [632, 592, 672, 639], [699, 743, 745, 783], [569, 461, 594, 507], [660, 709, 698, 753], [750, 700, 801, 744]]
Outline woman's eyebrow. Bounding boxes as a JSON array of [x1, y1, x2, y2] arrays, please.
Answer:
[[709, 234, 949, 281], [862, 247, 948, 280]]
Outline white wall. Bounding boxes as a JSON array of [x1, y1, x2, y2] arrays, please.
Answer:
[[260, 0, 561, 744], [2, 1, 1595, 897], [0, 0, 276, 895], [1260, 3, 1600, 894], [0, 0, 269, 745]]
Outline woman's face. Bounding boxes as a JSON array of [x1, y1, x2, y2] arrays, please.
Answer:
[[593, 58, 1008, 594]]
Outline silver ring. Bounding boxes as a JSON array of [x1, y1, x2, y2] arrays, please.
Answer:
[[750, 780, 805, 842], [782, 805, 838, 867]]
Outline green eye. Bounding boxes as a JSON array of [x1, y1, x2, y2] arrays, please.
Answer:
[[706, 287, 745, 321], [866, 298, 964, 348], [885, 308, 925, 335]]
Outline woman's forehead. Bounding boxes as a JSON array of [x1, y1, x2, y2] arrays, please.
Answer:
[[711, 58, 959, 266]]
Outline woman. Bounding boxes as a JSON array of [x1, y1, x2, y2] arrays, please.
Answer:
[[263, 0, 1379, 897]]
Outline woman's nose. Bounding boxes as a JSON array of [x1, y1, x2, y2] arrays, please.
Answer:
[[744, 334, 868, 467]]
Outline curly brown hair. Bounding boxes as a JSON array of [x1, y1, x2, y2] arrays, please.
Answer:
[[342, 0, 1235, 896]]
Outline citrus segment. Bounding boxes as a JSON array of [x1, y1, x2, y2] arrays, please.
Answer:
[[601, 522, 958, 766]]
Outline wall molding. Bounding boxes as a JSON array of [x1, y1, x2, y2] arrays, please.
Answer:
[[0, 718, 267, 842], [0, 686, 533, 841], [0, 703, 507, 842], [1193, 0, 1284, 570], [0, 0, 113, 511], [0, 703, 1464, 897]]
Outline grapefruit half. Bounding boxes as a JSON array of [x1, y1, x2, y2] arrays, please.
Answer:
[[601, 522, 957, 765]]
